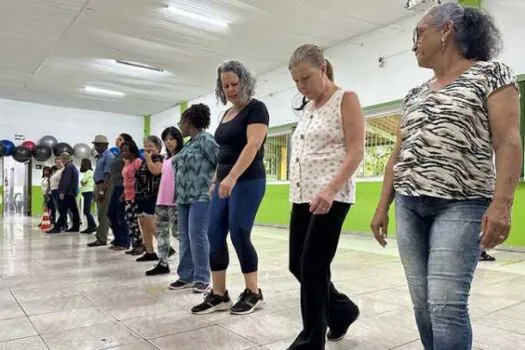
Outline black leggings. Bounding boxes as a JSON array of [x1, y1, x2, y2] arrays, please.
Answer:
[[288, 202, 358, 350]]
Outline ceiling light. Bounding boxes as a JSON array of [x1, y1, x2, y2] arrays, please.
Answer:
[[84, 86, 125, 97], [115, 60, 164, 73], [166, 6, 229, 28]]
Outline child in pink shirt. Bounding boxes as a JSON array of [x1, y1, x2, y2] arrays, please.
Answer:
[[146, 127, 184, 276], [121, 140, 144, 255]]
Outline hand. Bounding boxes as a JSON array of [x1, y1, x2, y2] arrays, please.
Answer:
[[59, 194, 64, 200], [480, 200, 512, 249], [218, 175, 237, 199], [144, 151, 152, 161], [209, 182, 216, 197], [309, 186, 337, 215], [371, 207, 389, 247]]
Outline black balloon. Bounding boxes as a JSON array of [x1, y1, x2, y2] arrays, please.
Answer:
[[0, 142, 5, 157], [12, 146, 32, 163], [53, 142, 74, 157], [33, 145, 52, 162]]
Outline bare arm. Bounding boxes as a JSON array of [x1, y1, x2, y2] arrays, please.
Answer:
[[326, 91, 365, 192], [227, 124, 268, 181], [488, 85, 522, 206]]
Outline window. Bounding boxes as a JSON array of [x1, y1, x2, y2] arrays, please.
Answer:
[[264, 134, 290, 181], [356, 113, 400, 178]]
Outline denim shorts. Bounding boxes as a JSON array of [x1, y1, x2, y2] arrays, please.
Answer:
[[136, 197, 157, 216]]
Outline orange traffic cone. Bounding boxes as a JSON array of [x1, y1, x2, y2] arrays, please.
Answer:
[[40, 211, 52, 231]]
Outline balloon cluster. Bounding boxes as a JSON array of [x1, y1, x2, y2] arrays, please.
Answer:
[[0, 135, 95, 163]]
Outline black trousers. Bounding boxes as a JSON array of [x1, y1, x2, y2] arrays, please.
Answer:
[[288, 202, 358, 350], [56, 195, 80, 230]]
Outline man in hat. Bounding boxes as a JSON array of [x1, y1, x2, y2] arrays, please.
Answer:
[[87, 135, 115, 247]]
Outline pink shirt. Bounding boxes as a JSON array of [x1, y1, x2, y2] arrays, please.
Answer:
[[156, 157, 176, 206], [122, 158, 142, 201]]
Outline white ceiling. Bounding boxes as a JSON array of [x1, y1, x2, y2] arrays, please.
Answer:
[[0, 0, 416, 116]]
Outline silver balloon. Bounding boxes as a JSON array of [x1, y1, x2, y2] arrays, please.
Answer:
[[38, 135, 58, 150], [73, 143, 91, 160]]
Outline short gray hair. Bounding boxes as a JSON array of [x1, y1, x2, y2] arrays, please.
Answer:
[[215, 60, 256, 105], [144, 135, 162, 151], [60, 152, 72, 162], [427, 3, 502, 61]]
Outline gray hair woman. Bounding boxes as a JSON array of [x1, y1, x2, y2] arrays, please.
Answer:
[[191, 60, 269, 315], [371, 3, 522, 349]]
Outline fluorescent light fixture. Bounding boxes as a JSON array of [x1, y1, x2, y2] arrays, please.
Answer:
[[84, 86, 125, 97], [115, 60, 165, 73], [166, 6, 229, 28]]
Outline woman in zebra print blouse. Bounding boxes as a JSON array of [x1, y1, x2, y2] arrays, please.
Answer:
[[371, 3, 522, 350]]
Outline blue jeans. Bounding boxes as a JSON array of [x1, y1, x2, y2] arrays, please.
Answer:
[[177, 201, 210, 284], [107, 186, 129, 247], [82, 192, 96, 229], [395, 193, 489, 350], [208, 178, 265, 273]]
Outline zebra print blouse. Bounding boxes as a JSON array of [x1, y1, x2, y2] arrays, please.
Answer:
[[394, 61, 518, 200]]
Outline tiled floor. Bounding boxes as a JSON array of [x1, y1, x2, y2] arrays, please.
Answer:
[[1, 216, 525, 350]]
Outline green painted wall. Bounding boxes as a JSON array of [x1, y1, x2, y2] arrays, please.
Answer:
[[459, 0, 481, 8], [256, 182, 525, 247], [32, 186, 43, 217], [143, 115, 151, 137], [180, 101, 188, 114]]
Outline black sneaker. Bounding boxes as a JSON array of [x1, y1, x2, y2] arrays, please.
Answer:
[[136, 252, 158, 262], [193, 282, 210, 294], [230, 289, 265, 315], [191, 290, 233, 315], [169, 280, 193, 290], [146, 263, 170, 276], [327, 301, 360, 342]]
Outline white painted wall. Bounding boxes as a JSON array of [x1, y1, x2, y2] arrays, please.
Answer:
[[0, 98, 143, 186], [150, 105, 181, 138], [154, 0, 525, 133]]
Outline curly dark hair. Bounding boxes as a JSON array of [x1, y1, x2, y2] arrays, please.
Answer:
[[181, 103, 211, 130], [429, 3, 502, 61], [161, 126, 184, 157]]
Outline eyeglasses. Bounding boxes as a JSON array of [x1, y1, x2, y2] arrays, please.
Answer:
[[412, 24, 435, 45]]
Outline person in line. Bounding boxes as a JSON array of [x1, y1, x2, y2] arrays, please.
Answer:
[[108, 134, 133, 250], [170, 104, 218, 294], [134, 135, 163, 262], [88, 135, 115, 247], [48, 152, 81, 233], [371, 4, 522, 350], [121, 140, 144, 256], [191, 61, 269, 315], [285, 45, 365, 349], [146, 127, 183, 276], [41, 166, 55, 227], [48, 158, 65, 231], [80, 159, 97, 234]]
